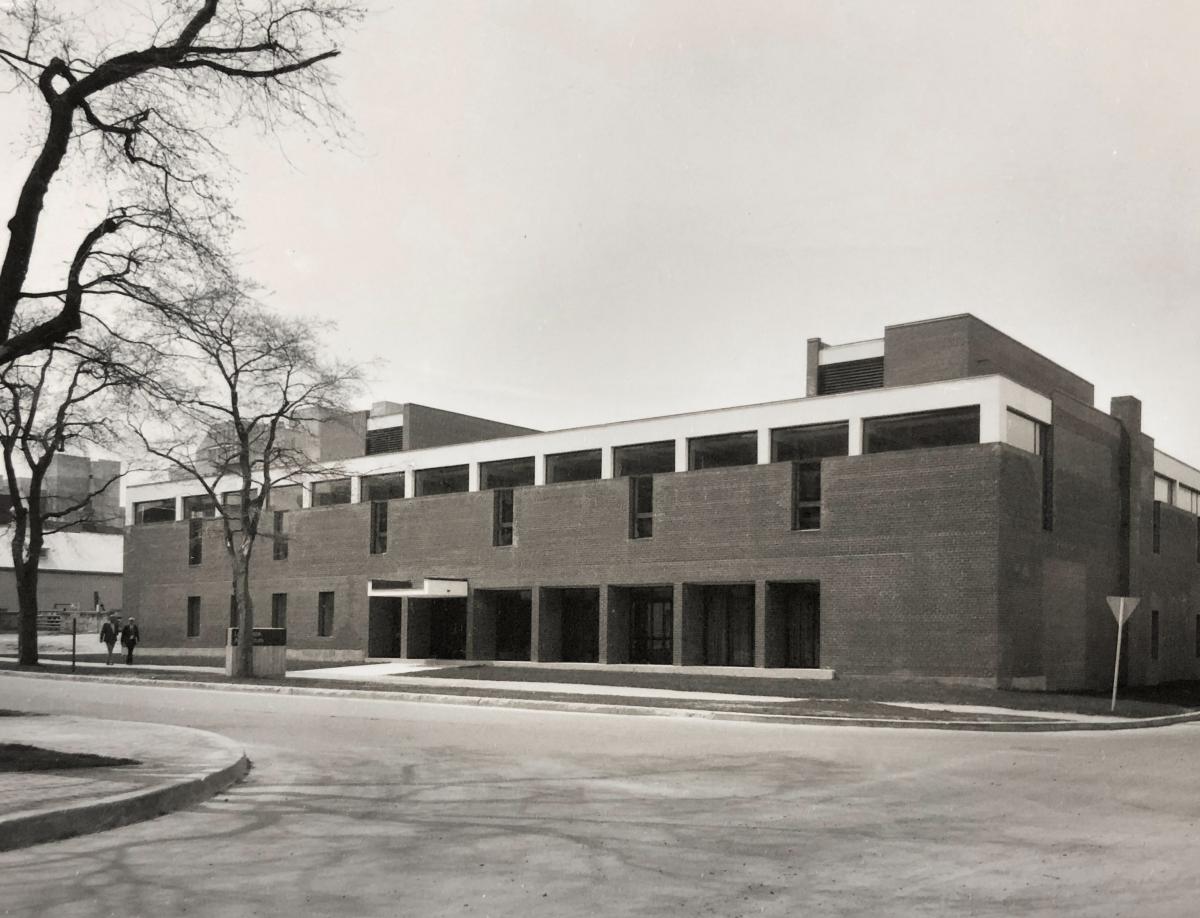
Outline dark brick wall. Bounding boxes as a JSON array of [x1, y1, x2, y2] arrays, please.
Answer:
[[404, 404, 537, 451], [883, 318, 971, 390], [123, 422, 1200, 686], [996, 396, 1125, 690], [318, 410, 368, 462], [126, 445, 1011, 678], [883, 316, 1094, 404], [1140, 502, 1200, 685]]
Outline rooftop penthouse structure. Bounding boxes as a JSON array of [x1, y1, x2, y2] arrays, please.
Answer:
[[123, 314, 1200, 690]]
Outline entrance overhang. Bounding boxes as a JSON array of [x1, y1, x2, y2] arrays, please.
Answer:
[[367, 578, 468, 599]]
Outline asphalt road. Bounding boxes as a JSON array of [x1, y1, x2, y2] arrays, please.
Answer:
[[1, 676, 1198, 918]]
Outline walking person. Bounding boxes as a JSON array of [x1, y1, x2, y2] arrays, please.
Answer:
[[120, 618, 140, 665], [99, 615, 119, 665]]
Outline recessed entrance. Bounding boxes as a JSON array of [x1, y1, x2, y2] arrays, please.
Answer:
[[367, 597, 402, 657], [625, 586, 674, 664], [766, 582, 820, 668], [470, 589, 532, 661], [561, 589, 600, 663], [539, 588, 600, 663], [696, 584, 755, 666], [405, 597, 467, 660]]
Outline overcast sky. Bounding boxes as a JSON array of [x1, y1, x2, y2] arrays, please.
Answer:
[[4, 1, 1200, 459]]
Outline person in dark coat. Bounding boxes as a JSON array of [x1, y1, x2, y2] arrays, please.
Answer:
[[99, 616, 119, 665], [120, 618, 140, 665]]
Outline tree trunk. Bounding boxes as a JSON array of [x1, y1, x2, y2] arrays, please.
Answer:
[[15, 565, 39, 666], [229, 549, 256, 678], [10, 512, 39, 666]]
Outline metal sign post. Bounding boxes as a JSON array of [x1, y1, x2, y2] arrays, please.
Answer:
[[1106, 596, 1140, 712]]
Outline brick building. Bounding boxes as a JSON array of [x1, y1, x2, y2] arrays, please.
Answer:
[[123, 315, 1200, 690]]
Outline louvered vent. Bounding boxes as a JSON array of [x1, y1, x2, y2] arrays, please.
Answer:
[[817, 357, 885, 395], [365, 425, 404, 455]]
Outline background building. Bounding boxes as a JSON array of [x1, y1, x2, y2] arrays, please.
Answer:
[[0, 455, 123, 632], [123, 315, 1200, 689]]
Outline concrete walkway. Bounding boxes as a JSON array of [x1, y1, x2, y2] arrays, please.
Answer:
[[0, 714, 248, 851], [0, 656, 225, 674], [291, 661, 802, 703]]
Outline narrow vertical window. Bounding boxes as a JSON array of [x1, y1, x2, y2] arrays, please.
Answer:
[[629, 475, 653, 539], [318, 591, 335, 637], [271, 593, 287, 629], [791, 461, 822, 530], [1041, 425, 1054, 532], [186, 596, 201, 638], [1153, 501, 1162, 554], [188, 518, 203, 565], [370, 500, 388, 555], [1150, 609, 1160, 661], [493, 488, 514, 546], [272, 510, 289, 561], [1195, 517, 1199, 564]]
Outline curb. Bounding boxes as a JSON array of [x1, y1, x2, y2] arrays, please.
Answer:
[[4, 667, 1200, 732], [0, 723, 249, 853]]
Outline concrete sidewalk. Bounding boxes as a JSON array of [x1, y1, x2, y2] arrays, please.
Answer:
[[6, 664, 1196, 731], [0, 713, 248, 851]]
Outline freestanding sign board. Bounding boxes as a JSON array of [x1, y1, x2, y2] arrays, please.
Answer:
[[1106, 596, 1140, 712], [226, 627, 287, 677]]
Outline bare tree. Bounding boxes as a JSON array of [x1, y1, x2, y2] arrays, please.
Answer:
[[0, 324, 144, 665], [0, 0, 360, 364], [134, 285, 360, 677]]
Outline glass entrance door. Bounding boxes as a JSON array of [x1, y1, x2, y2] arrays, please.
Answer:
[[630, 587, 674, 664]]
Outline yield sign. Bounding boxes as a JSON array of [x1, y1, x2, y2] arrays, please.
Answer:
[[1107, 596, 1140, 625]]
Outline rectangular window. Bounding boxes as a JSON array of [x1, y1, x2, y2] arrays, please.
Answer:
[[863, 406, 980, 454], [493, 488, 514, 546], [545, 449, 602, 483], [272, 510, 289, 561], [791, 462, 822, 530], [1154, 474, 1175, 504], [182, 493, 218, 518], [771, 422, 849, 462], [312, 478, 352, 507], [414, 465, 469, 496], [629, 475, 654, 539], [229, 595, 238, 628], [772, 423, 849, 532], [687, 431, 758, 471], [361, 472, 406, 502], [365, 425, 404, 455], [1196, 517, 1199, 564], [186, 596, 201, 638], [1041, 425, 1054, 532], [134, 498, 175, 525], [317, 591, 335, 637], [1181, 484, 1200, 515], [479, 457, 534, 490], [188, 518, 203, 566], [221, 488, 259, 511], [613, 440, 675, 477], [271, 593, 287, 630], [370, 500, 388, 554], [1153, 501, 1162, 554], [268, 484, 303, 511], [1150, 609, 1159, 661], [1005, 410, 1042, 454]]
